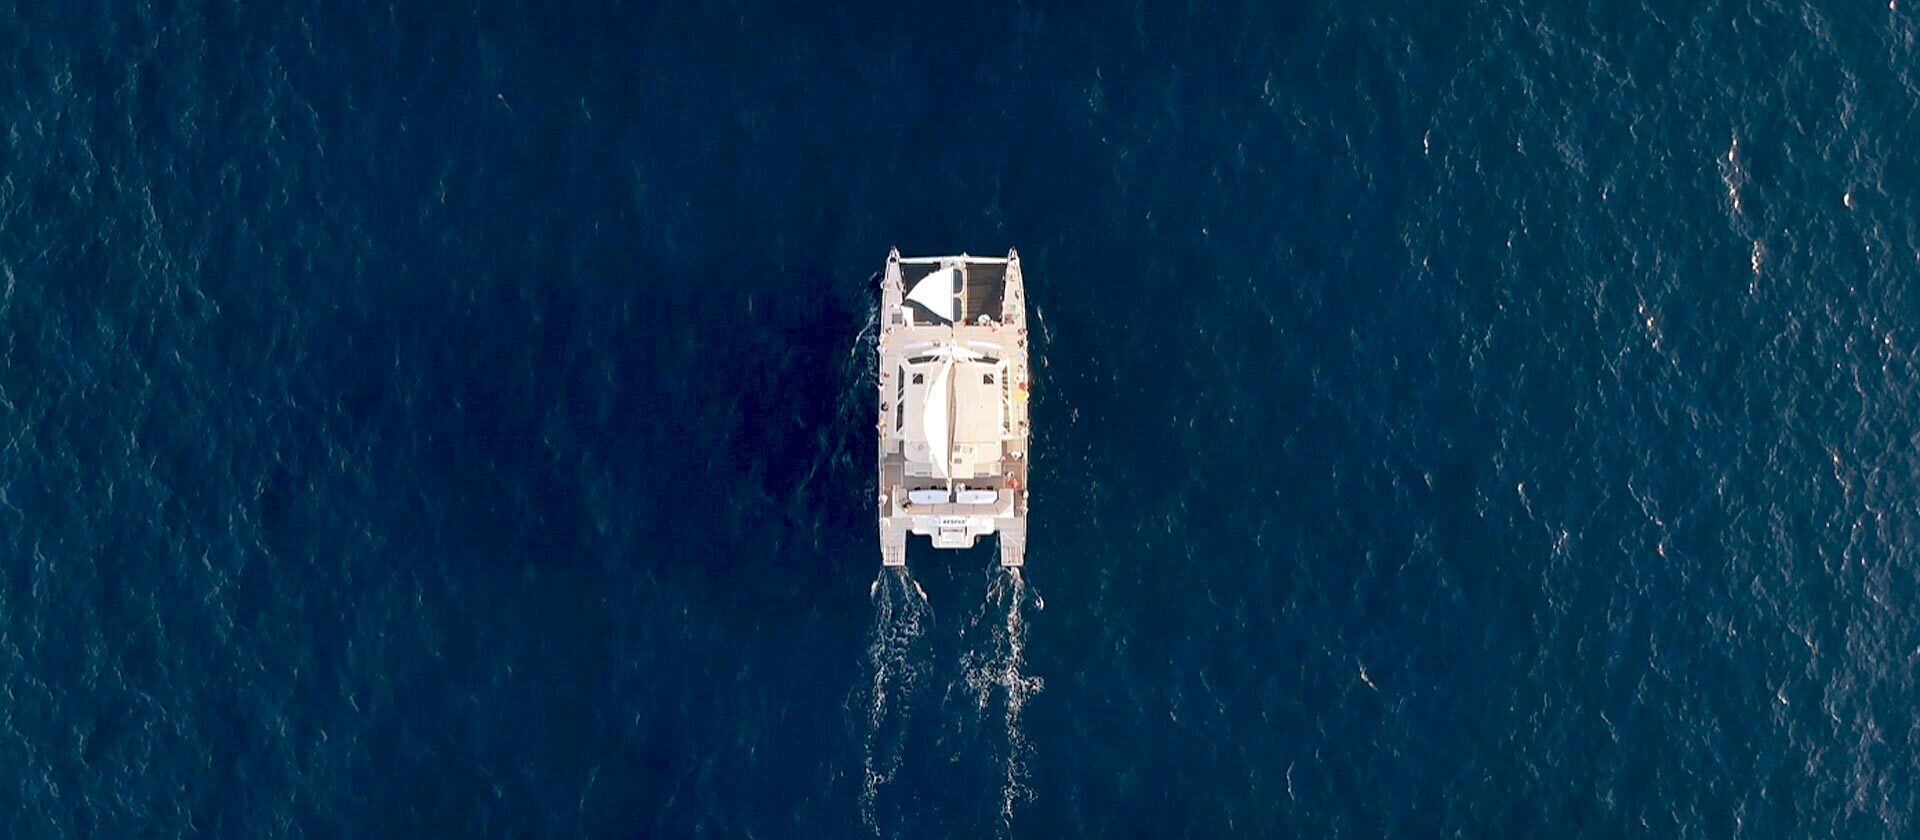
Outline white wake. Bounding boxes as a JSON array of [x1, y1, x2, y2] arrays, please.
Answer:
[[860, 567, 930, 836], [962, 568, 1045, 829]]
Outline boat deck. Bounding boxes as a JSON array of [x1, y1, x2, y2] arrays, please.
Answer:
[[877, 250, 1030, 568]]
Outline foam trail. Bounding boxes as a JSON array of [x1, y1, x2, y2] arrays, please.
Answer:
[[962, 568, 1044, 830], [860, 567, 930, 836]]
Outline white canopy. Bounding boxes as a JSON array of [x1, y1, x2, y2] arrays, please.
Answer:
[[905, 266, 958, 323]]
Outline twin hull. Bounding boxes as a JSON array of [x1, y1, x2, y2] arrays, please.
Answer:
[[875, 249, 1030, 568]]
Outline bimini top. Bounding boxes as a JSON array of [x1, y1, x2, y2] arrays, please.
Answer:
[[896, 341, 1007, 480]]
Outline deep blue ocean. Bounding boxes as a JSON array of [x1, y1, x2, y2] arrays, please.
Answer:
[[6, 0, 1920, 836]]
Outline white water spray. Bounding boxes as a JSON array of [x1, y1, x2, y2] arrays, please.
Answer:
[[860, 567, 930, 835], [961, 567, 1045, 829]]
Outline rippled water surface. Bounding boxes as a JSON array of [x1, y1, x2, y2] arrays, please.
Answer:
[[4, 1, 1920, 836]]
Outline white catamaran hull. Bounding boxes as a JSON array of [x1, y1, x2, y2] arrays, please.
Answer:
[[876, 249, 1031, 568]]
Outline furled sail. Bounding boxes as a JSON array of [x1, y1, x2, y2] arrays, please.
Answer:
[[922, 359, 953, 478], [905, 266, 958, 323]]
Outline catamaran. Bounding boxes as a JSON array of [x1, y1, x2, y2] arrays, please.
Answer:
[[876, 249, 1031, 568]]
